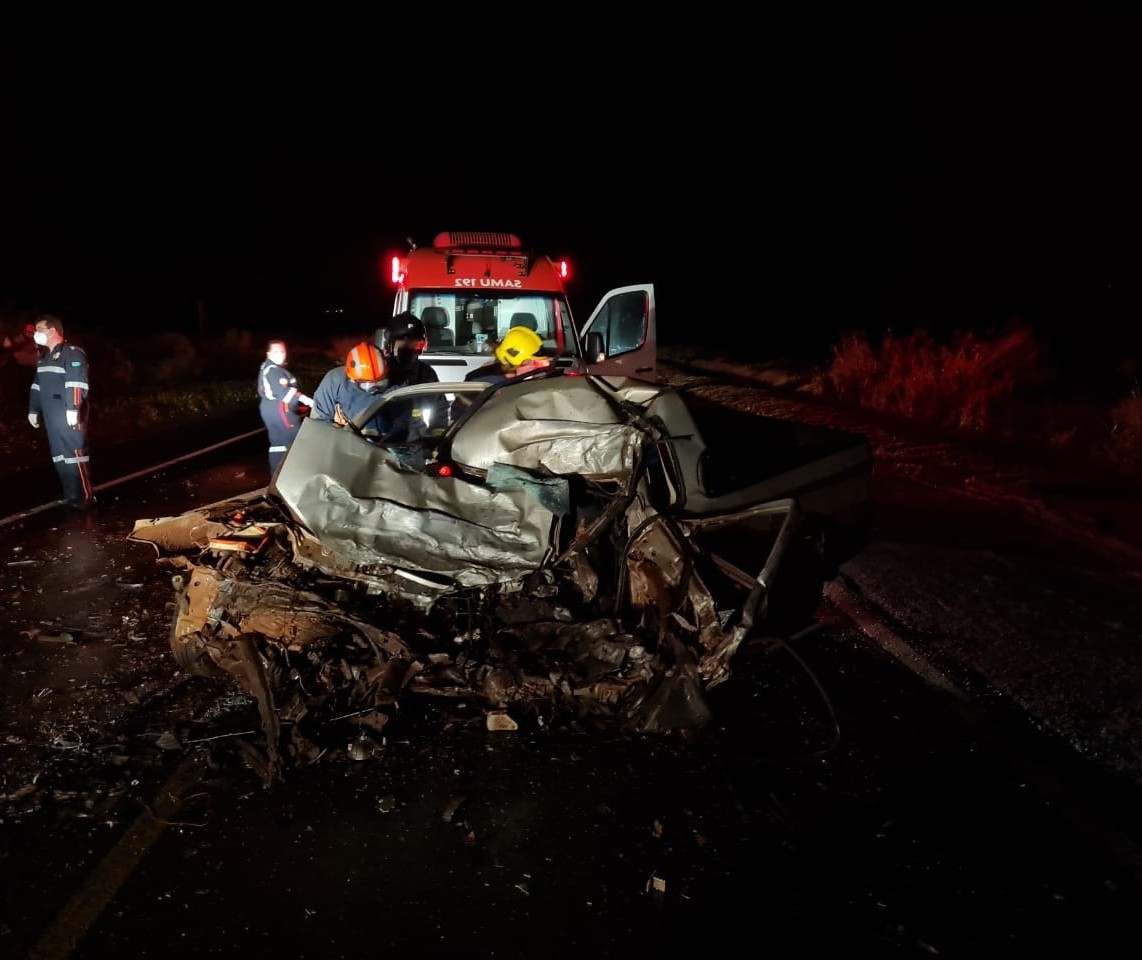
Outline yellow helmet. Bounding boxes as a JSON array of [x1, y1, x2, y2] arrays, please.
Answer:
[[495, 326, 543, 368]]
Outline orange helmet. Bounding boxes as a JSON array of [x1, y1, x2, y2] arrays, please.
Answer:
[[345, 341, 386, 383]]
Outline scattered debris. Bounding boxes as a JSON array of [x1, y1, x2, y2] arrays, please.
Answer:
[[347, 734, 378, 761], [486, 711, 518, 732], [155, 731, 183, 751], [35, 633, 75, 645], [441, 795, 467, 823]]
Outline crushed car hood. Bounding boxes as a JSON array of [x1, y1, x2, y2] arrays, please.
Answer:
[[267, 378, 646, 591]]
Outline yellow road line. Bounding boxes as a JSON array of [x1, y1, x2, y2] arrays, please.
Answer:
[[27, 754, 210, 960]]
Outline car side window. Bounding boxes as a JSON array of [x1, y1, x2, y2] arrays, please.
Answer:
[[591, 290, 647, 357]]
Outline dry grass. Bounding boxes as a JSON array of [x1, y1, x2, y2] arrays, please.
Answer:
[[826, 324, 1043, 430], [827, 323, 1142, 476]]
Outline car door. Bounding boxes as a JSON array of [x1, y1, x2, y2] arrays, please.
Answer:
[[578, 283, 656, 381]]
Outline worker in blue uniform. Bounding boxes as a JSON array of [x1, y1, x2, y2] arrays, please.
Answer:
[[257, 339, 313, 474], [310, 340, 391, 431], [371, 313, 448, 441], [27, 314, 94, 509]]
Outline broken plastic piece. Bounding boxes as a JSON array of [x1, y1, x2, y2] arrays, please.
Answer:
[[208, 525, 270, 554], [486, 711, 518, 732]]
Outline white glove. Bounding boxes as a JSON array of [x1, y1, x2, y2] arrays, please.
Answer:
[[66, 409, 79, 427], [298, 394, 314, 407], [28, 412, 40, 429]]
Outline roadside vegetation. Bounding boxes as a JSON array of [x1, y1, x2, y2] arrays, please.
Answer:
[[3, 316, 1140, 482], [823, 322, 1142, 476]]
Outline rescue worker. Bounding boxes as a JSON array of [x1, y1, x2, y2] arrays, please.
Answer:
[[464, 325, 547, 386], [372, 313, 438, 387], [26, 314, 94, 509], [371, 312, 448, 441], [310, 340, 390, 432], [257, 339, 314, 474]]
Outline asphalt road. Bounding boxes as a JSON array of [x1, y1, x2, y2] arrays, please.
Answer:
[[2, 431, 1141, 957]]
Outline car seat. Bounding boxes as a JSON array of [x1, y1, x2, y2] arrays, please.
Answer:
[[421, 306, 454, 346]]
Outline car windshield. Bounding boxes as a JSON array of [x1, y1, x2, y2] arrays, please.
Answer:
[[409, 292, 576, 360], [347, 381, 489, 444]]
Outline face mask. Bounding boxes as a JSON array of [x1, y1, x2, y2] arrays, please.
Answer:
[[392, 346, 421, 371], [356, 379, 388, 393], [33, 331, 49, 346]]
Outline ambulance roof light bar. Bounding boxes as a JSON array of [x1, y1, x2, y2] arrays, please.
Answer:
[[434, 231, 522, 254]]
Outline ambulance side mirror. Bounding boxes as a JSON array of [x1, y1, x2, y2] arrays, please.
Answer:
[[583, 331, 606, 364]]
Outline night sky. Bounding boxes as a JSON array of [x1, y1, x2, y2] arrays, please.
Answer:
[[2, 26, 1137, 375]]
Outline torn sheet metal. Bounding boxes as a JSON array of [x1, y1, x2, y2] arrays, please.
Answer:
[[283, 469, 556, 585], [129, 513, 230, 553]]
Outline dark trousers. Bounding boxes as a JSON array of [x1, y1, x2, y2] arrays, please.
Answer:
[[260, 398, 301, 474], [43, 406, 93, 503]]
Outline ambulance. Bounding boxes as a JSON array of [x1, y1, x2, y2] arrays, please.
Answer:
[[386, 231, 656, 383]]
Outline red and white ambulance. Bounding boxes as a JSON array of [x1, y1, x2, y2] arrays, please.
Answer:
[[386, 231, 656, 383]]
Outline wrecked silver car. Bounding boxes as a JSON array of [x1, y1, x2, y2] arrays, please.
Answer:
[[130, 370, 871, 781]]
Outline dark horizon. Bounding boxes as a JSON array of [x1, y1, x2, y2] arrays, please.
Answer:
[[2, 207, 1134, 374], [2, 27, 1138, 377]]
